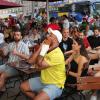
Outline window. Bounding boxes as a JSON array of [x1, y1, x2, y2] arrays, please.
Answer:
[[58, 4, 72, 12], [95, 3, 100, 14], [74, 3, 90, 14]]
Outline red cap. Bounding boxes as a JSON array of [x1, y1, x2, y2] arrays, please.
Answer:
[[47, 24, 61, 30]]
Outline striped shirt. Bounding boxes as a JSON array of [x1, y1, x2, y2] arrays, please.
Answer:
[[4, 40, 29, 63]]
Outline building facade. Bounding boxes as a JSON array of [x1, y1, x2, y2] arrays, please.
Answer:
[[0, 0, 40, 16]]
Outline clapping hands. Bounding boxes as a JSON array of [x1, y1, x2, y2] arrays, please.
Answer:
[[12, 48, 18, 55]]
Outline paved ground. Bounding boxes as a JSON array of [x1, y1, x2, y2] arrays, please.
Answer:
[[0, 72, 40, 100], [0, 84, 96, 100], [0, 76, 100, 100], [1, 89, 100, 100], [0, 91, 93, 100]]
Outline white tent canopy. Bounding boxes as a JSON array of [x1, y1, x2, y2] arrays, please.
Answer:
[[0, 13, 17, 18]]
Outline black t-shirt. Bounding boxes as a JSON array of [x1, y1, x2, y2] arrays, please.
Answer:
[[87, 35, 100, 49], [59, 37, 73, 53]]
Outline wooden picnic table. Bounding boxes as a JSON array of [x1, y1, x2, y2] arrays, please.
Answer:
[[6, 61, 39, 75]]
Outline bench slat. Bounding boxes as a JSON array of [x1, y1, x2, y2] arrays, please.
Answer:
[[77, 77, 100, 83], [77, 83, 100, 90]]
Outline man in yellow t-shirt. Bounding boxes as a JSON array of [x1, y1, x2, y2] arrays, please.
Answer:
[[20, 28, 66, 100], [41, 47, 66, 89]]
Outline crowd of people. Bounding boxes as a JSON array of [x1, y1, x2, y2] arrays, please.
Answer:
[[0, 14, 100, 100]]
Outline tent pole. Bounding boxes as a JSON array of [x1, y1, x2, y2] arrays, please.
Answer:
[[46, 0, 49, 24]]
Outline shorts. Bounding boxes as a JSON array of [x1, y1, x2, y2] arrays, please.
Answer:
[[29, 77, 63, 100], [0, 64, 18, 77]]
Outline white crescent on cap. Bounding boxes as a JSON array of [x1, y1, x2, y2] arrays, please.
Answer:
[[48, 28, 62, 43]]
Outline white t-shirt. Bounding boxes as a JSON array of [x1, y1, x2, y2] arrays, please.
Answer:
[[86, 30, 94, 37], [0, 33, 4, 44], [63, 19, 69, 29]]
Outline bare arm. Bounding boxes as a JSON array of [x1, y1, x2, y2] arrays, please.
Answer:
[[36, 55, 50, 70], [65, 53, 74, 65], [94, 46, 100, 50], [15, 52, 29, 60], [92, 66, 100, 71], [12, 47, 30, 60], [33, 33, 59, 70], [28, 45, 42, 64], [89, 53, 99, 60], [64, 50, 73, 55], [86, 46, 92, 51]]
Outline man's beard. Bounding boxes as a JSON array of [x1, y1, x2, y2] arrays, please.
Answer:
[[15, 39, 20, 42]]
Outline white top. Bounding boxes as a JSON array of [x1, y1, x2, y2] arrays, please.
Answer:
[[0, 33, 4, 44], [63, 19, 69, 29], [95, 20, 100, 27], [86, 30, 94, 37]]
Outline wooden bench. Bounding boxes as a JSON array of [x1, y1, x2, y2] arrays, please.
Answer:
[[55, 76, 100, 100], [58, 76, 100, 100], [77, 76, 100, 90]]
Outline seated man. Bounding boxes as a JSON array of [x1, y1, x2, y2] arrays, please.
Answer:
[[59, 28, 73, 58], [88, 27, 100, 49], [0, 31, 30, 91], [87, 27, 100, 65], [20, 28, 66, 100]]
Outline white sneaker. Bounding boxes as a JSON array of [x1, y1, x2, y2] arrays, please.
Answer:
[[90, 95, 97, 100]]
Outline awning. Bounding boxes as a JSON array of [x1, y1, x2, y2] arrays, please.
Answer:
[[27, 0, 61, 2], [0, 0, 23, 9]]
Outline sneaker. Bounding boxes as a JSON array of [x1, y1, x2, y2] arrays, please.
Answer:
[[90, 95, 97, 100]]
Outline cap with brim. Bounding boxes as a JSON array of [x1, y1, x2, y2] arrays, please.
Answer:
[[48, 28, 62, 43]]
